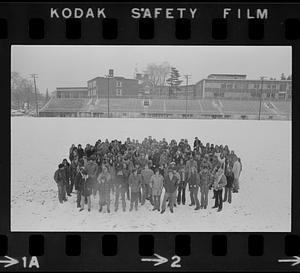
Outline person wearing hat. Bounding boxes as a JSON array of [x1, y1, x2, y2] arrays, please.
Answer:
[[54, 163, 67, 203], [128, 168, 142, 211], [212, 167, 227, 212], [77, 144, 84, 159], [62, 158, 71, 197]]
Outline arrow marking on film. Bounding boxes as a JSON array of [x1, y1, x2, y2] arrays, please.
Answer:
[[0, 256, 19, 268], [141, 253, 168, 266], [278, 256, 300, 266]]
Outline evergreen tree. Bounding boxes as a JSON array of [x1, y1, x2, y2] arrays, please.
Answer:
[[166, 67, 182, 98], [280, 73, 286, 80], [45, 89, 50, 104]]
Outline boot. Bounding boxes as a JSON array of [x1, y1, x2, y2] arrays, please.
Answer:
[[160, 209, 165, 214]]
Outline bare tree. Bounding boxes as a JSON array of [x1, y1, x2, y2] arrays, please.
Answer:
[[143, 62, 171, 96]]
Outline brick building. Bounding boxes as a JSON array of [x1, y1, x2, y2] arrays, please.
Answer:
[[87, 76, 139, 99], [195, 74, 292, 100]]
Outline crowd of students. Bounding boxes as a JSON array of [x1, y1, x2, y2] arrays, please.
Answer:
[[54, 137, 242, 213]]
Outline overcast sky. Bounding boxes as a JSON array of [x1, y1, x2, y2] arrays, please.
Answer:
[[11, 45, 291, 94]]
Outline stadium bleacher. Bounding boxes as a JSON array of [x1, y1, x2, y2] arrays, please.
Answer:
[[39, 97, 291, 120]]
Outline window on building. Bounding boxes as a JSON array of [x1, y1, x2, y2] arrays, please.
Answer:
[[226, 84, 233, 89], [221, 83, 226, 89], [116, 89, 122, 96], [116, 81, 122, 87], [272, 84, 276, 89], [254, 84, 260, 89]]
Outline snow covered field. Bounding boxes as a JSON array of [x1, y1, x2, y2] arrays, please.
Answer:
[[11, 117, 291, 232]]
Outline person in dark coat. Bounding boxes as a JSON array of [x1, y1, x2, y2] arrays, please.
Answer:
[[74, 166, 85, 208], [199, 162, 211, 209], [161, 169, 179, 213], [85, 155, 99, 197], [69, 159, 78, 195], [54, 163, 67, 203], [177, 159, 187, 205], [114, 163, 129, 212], [62, 159, 71, 196], [223, 165, 234, 203], [187, 166, 201, 210], [77, 144, 84, 159], [79, 169, 93, 212], [129, 169, 142, 211]]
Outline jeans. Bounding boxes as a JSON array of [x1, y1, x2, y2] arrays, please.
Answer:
[[153, 195, 161, 210], [81, 194, 91, 210], [177, 181, 186, 205], [115, 186, 127, 211], [161, 192, 177, 211], [233, 177, 239, 191], [223, 187, 232, 203], [200, 188, 209, 208], [141, 184, 153, 205], [130, 192, 139, 210], [99, 189, 110, 210], [214, 189, 223, 209], [57, 183, 67, 203], [190, 186, 200, 208], [67, 178, 75, 194], [76, 190, 82, 207]]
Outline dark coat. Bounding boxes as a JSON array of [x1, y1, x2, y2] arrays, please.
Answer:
[[225, 172, 234, 188], [54, 169, 66, 185], [187, 171, 200, 189], [164, 174, 179, 193]]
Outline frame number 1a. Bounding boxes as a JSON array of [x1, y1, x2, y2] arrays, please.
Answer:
[[22, 256, 40, 268]]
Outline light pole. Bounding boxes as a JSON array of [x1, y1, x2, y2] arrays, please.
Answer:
[[184, 75, 191, 119], [106, 69, 114, 118], [29, 74, 39, 117], [258, 76, 266, 120]]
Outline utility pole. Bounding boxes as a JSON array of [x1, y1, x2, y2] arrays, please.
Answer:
[[107, 76, 110, 118], [258, 76, 266, 120], [184, 75, 191, 119], [30, 74, 39, 117], [107, 69, 114, 118]]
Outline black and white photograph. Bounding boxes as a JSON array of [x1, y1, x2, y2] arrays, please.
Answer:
[[11, 45, 291, 232]]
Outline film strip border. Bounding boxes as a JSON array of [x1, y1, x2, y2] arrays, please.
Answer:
[[1, 2, 300, 271], [0, 17, 299, 40], [0, 233, 299, 270], [0, 3, 299, 43]]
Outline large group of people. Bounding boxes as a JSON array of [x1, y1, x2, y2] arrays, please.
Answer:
[[54, 137, 242, 213]]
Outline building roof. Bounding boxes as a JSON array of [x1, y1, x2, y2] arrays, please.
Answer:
[[87, 76, 137, 82], [56, 87, 88, 92]]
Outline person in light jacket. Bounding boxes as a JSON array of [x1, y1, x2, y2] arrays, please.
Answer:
[[97, 165, 112, 213], [150, 169, 164, 211], [232, 156, 242, 193], [212, 168, 227, 212]]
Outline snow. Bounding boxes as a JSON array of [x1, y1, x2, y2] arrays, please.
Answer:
[[11, 117, 291, 232]]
